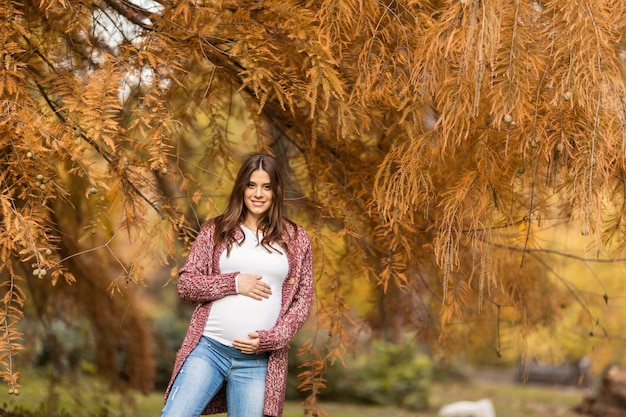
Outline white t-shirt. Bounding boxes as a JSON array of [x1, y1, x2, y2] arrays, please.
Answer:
[[203, 225, 289, 346]]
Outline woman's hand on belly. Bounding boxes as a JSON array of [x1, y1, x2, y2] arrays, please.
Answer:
[[238, 274, 272, 300], [233, 331, 260, 354]]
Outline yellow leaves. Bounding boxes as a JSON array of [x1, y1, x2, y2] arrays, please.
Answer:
[[73, 68, 125, 154], [439, 279, 471, 331], [0, 16, 28, 98], [373, 134, 435, 226], [0, 260, 25, 390], [242, 65, 279, 111], [371, 0, 626, 291], [191, 190, 203, 205], [167, 2, 194, 26], [38, 0, 68, 10], [305, 58, 345, 118], [219, 2, 347, 120]]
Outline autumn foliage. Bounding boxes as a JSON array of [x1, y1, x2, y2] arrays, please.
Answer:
[[2, 0, 626, 411]]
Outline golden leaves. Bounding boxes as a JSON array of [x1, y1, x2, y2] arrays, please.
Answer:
[[373, 134, 435, 227], [0, 243, 26, 392], [373, 0, 626, 274], [0, 0, 194, 390]]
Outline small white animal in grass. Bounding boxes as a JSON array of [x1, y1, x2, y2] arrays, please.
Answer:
[[438, 398, 495, 417]]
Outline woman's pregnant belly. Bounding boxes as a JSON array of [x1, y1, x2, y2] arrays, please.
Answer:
[[203, 291, 282, 345]]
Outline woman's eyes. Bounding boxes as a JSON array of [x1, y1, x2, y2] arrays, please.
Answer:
[[247, 183, 272, 190]]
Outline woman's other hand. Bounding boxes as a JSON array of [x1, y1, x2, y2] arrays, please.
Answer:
[[238, 274, 272, 300], [233, 332, 260, 354]]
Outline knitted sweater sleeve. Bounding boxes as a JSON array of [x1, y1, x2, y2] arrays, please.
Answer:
[[177, 222, 239, 304], [256, 228, 314, 352]]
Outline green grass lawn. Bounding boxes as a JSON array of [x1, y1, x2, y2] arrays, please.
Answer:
[[0, 368, 590, 417]]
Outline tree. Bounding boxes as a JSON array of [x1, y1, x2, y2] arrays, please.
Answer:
[[2, 0, 626, 412]]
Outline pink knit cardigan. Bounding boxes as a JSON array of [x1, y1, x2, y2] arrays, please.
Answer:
[[163, 219, 314, 417]]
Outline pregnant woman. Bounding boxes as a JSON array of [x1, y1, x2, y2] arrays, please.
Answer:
[[161, 153, 314, 417]]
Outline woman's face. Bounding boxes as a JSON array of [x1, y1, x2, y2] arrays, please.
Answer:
[[243, 169, 273, 222]]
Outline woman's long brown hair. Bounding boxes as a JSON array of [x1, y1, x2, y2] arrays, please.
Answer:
[[213, 153, 295, 253]]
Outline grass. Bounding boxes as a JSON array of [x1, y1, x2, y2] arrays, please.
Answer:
[[426, 377, 587, 417], [281, 377, 588, 417], [0, 367, 590, 417]]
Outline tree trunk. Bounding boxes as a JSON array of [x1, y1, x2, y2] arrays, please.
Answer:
[[575, 365, 626, 417]]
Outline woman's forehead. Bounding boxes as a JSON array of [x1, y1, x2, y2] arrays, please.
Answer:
[[249, 169, 270, 183]]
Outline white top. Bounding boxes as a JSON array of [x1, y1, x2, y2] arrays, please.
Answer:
[[203, 225, 289, 346]]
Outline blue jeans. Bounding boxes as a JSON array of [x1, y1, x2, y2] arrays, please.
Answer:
[[161, 336, 269, 417]]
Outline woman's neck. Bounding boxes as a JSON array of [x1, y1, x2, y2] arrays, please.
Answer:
[[242, 218, 260, 232]]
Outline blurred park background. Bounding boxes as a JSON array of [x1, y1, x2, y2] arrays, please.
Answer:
[[3, 0, 626, 416]]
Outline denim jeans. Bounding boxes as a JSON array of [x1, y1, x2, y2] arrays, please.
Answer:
[[161, 336, 269, 417]]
